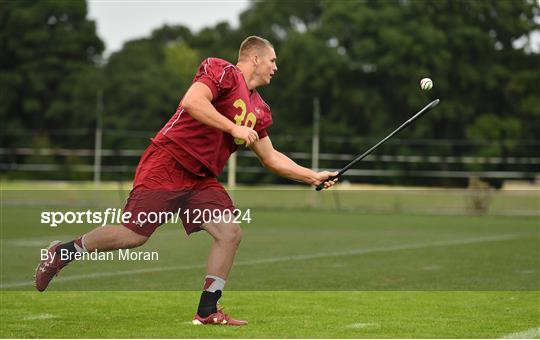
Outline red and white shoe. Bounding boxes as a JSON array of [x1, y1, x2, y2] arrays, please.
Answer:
[[34, 241, 66, 292], [192, 308, 248, 326]]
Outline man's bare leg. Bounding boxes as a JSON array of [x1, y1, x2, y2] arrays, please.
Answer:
[[202, 222, 242, 279], [192, 222, 247, 325], [83, 225, 149, 251]]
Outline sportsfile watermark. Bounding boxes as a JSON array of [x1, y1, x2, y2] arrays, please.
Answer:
[[40, 208, 252, 228]]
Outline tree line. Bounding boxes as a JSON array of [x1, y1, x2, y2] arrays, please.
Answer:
[[1, 0, 539, 185]]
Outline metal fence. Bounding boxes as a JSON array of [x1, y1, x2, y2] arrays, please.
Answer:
[[1, 130, 539, 185]]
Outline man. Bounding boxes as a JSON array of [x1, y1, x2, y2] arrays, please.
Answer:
[[35, 36, 338, 326]]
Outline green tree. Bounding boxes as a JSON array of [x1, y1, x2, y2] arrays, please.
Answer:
[[0, 0, 104, 149]]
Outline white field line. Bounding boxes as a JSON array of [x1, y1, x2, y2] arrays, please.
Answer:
[[347, 322, 380, 329], [2, 229, 182, 247], [501, 326, 540, 339], [0, 234, 519, 289], [2, 235, 78, 247], [23, 313, 58, 320], [5, 240, 56, 247]]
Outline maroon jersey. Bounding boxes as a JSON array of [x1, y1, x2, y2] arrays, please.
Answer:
[[153, 58, 273, 177]]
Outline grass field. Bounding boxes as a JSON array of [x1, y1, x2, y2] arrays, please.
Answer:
[[1, 291, 539, 338], [1, 181, 539, 338]]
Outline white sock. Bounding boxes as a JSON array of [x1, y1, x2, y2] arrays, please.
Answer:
[[203, 275, 226, 292], [73, 235, 88, 253]]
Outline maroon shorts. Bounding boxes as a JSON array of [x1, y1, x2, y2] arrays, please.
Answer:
[[122, 143, 235, 236]]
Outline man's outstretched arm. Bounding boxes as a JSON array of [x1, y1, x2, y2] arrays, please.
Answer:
[[250, 136, 338, 189]]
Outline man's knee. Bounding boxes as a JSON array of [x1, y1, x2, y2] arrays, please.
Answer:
[[212, 223, 243, 246]]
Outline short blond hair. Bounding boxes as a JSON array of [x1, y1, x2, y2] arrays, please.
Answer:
[[238, 36, 273, 62]]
